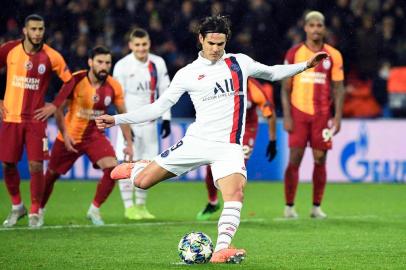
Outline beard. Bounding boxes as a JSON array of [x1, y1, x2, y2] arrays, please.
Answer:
[[93, 70, 108, 81], [26, 35, 43, 50]]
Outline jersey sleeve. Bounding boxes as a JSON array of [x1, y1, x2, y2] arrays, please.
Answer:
[[112, 61, 126, 91], [284, 47, 296, 65], [0, 41, 18, 69], [248, 79, 274, 118], [110, 78, 125, 107], [47, 48, 72, 83], [330, 49, 344, 81], [157, 58, 171, 120], [242, 54, 307, 82]]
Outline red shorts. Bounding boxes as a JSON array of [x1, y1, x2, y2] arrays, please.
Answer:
[[0, 121, 48, 162], [48, 133, 116, 174], [288, 106, 332, 150]]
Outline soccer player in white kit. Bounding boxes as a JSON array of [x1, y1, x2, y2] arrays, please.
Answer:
[[113, 28, 171, 220], [96, 15, 328, 263]]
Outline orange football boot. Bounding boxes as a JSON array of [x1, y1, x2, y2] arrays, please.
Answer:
[[210, 247, 246, 264], [110, 163, 135, 180]]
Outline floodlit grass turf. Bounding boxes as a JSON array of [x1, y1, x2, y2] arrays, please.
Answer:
[[0, 181, 405, 269]]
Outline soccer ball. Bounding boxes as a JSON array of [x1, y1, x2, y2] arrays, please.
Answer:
[[178, 232, 213, 264]]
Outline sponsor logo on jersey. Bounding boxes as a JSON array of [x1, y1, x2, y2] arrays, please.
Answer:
[[11, 75, 40, 90], [38, 64, 46, 74], [202, 79, 243, 101]]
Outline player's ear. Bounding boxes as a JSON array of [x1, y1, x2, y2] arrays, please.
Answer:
[[22, 27, 27, 36], [198, 34, 204, 44], [88, 58, 93, 68]]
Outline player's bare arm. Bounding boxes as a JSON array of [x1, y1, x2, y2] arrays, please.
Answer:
[[332, 80, 345, 135], [0, 100, 8, 120], [306, 52, 329, 68], [96, 114, 116, 130], [115, 104, 134, 160], [281, 77, 293, 132], [55, 100, 78, 153]]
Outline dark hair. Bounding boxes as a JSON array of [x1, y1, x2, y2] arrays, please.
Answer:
[[88, 46, 111, 59], [24, 14, 44, 26], [197, 15, 231, 40], [129, 28, 149, 40]]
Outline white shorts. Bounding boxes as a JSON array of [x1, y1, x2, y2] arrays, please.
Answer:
[[154, 136, 247, 187], [115, 122, 158, 161]]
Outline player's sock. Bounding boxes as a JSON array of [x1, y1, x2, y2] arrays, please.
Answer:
[[214, 201, 242, 252], [30, 171, 44, 214], [12, 202, 24, 211], [93, 168, 116, 207], [135, 187, 148, 205], [284, 163, 299, 206], [4, 166, 22, 205], [205, 166, 218, 204], [41, 170, 59, 208], [118, 179, 134, 209], [312, 163, 327, 205]]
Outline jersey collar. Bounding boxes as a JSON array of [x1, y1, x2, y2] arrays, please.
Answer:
[[197, 50, 227, 65]]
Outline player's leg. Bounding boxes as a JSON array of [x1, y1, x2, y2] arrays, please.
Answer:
[[40, 138, 80, 226], [25, 121, 48, 228], [283, 107, 310, 218], [132, 123, 158, 220], [309, 114, 331, 218], [211, 174, 246, 263], [196, 166, 220, 221], [284, 147, 305, 218], [0, 123, 27, 227], [310, 149, 328, 218], [114, 126, 137, 219]]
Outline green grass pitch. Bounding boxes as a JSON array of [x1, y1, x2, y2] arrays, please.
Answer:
[[0, 181, 405, 269]]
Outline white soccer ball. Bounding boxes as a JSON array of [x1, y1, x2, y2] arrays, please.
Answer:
[[178, 232, 213, 264]]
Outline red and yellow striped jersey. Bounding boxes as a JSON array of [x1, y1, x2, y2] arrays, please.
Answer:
[[245, 78, 274, 131], [57, 70, 124, 143], [0, 40, 72, 123], [285, 42, 344, 115]]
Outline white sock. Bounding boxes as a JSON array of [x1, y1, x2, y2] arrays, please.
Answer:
[[214, 201, 242, 252], [12, 203, 24, 210], [119, 179, 134, 209], [209, 199, 218, 205], [89, 203, 100, 212], [135, 187, 147, 205]]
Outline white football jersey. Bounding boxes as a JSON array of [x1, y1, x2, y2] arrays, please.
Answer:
[[113, 53, 171, 122], [115, 51, 307, 144]]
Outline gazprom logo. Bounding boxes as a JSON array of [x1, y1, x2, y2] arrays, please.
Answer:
[[340, 123, 406, 182]]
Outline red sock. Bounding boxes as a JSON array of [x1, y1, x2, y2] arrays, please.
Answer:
[[93, 168, 115, 208], [41, 170, 60, 208], [205, 166, 218, 204], [284, 163, 299, 206], [313, 163, 327, 206], [4, 166, 21, 205], [30, 170, 44, 214]]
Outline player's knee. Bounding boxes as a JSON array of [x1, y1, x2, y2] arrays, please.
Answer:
[[313, 152, 327, 164], [28, 161, 43, 173], [133, 171, 151, 190], [3, 162, 17, 170]]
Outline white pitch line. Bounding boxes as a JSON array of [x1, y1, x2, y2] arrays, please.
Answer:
[[0, 218, 265, 232], [273, 215, 379, 222]]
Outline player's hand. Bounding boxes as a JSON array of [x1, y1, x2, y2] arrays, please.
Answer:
[[331, 116, 341, 135], [34, 103, 57, 121], [283, 115, 293, 132], [123, 145, 133, 161], [306, 52, 329, 68], [160, 120, 171, 139], [95, 114, 115, 130], [63, 132, 78, 153], [0, 101, 8, 121], [265, 140, 277, 162]]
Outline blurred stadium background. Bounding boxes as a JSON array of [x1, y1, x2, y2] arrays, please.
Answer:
[[1, 0, 405, 183]]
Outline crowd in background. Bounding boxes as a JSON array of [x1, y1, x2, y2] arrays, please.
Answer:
[[1, 0, 405, 117]]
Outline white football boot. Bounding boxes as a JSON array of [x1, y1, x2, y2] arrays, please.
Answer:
[[284, 205, 299, 219], [310, 206, 327, 219]]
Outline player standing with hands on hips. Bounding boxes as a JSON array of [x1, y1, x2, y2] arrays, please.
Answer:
[[96, 15, 328, 263]]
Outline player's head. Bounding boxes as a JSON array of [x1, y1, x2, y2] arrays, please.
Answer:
[[88, 46, 112, 81], [304, 11, 326, 42], [23, 14, 45, 47], [197, 15, 231, 62], [129, 28, 150, 62]]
